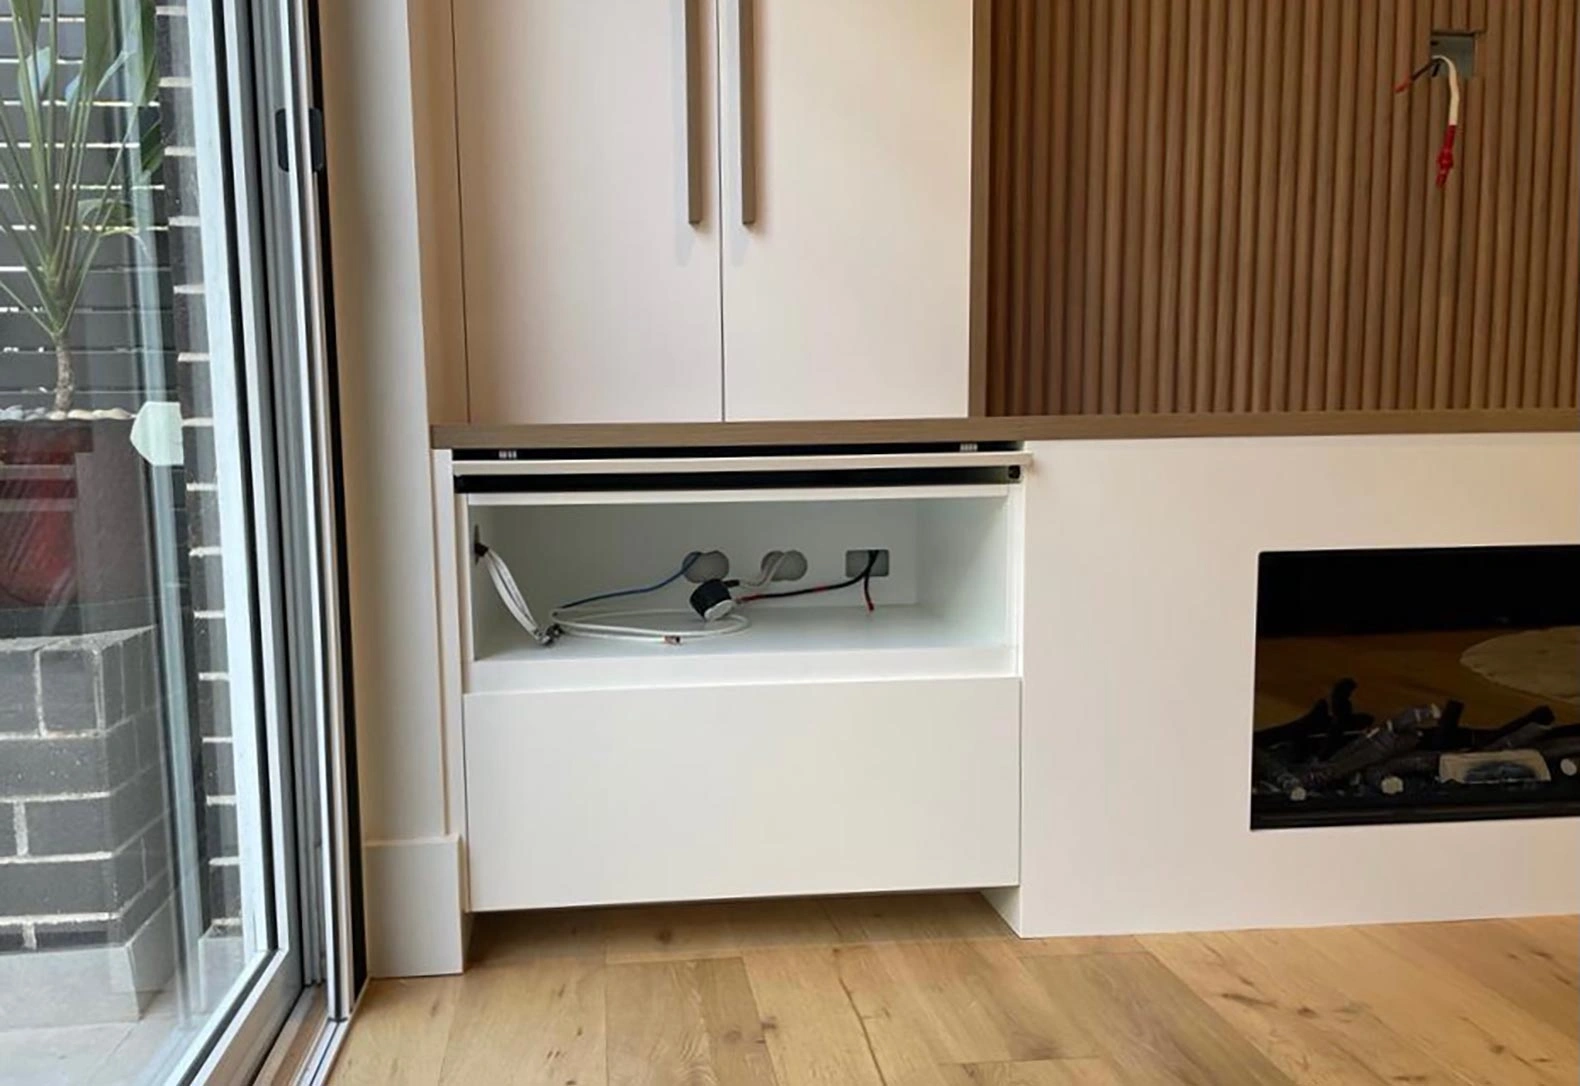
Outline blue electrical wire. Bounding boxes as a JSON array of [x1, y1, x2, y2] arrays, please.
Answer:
[[556, 552, 702, 611]]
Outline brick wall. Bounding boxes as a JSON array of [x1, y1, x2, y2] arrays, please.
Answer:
[[0, 630, 170, 950]]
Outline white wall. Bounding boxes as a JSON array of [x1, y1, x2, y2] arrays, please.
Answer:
[[320, 1, 464, 975], [1002, 432, 1580, 937]]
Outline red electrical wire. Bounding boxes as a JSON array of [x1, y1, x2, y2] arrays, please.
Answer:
[[1395, 54, 1462, 188]]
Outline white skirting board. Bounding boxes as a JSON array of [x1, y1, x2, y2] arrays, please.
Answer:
[[362, 835, 467, 976], [1008, 432, 1580, 936]]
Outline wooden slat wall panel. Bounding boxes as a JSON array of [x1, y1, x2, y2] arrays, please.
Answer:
[[978, 0, 1580, 416]]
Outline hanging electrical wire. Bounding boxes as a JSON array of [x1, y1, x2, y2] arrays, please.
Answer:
[[1394, 53, 1462, 189]]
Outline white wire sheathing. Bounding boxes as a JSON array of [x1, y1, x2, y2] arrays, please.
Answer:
[[479, 546, 553, 644], [477, 543, 751, 645], [547, 605, 749, 644]]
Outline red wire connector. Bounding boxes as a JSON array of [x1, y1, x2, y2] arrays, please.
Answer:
[[1395, 55, 1462, 189]]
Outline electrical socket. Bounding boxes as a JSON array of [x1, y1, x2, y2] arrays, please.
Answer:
[[683, 550, 731, 583], [846, 549, 890, 578], [754, 550, 806, 582]]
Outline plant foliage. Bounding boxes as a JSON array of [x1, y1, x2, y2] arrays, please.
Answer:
[[0, 0, 162, 412]]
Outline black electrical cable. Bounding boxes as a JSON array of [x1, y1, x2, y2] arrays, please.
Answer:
[[738, 549, 880, 604]]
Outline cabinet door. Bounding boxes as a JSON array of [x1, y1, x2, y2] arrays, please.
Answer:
[[454, 1, 724, 424], [718, 0, 974, 421]]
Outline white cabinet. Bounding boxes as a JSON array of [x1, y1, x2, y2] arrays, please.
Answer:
[[718, 0, 974, 420], [434, 448, 1026, 912], [454, 2, 724, 424], [452, 1, 973, 425]]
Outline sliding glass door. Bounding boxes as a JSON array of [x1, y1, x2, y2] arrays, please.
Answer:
[[0, 2, 351, 1082]]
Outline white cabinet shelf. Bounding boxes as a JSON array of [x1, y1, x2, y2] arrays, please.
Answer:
[[469, 604, 1016, 693]]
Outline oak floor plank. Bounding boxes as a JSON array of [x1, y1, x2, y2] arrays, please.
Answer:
[[603, 898, 841, 965], [1023, 951, 1295, 1086], [694, 958, 782, 1085], [330, 977, 461, 1086], [938, 1060, 1122, 1086], [1141, 931, 1463, 1086], [822, 892, 1013, 945], [333, 899, 1580, 1086], [606, 958, 777, 1086], [1015, 935, 1144, 958], [1507, 915, 1580, 975], [834, 938, 1097, 1084], [743, 947, 886, 1086], [1393, 919, 1580, 1036], [438, 957, 605, 1086], [1235, 927, 1573, 1086]]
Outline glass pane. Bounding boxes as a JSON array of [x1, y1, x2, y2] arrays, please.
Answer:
[[0, 2, 280, 1081]]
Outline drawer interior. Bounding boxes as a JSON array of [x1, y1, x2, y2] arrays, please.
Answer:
[[461, 485, 1021, 691]]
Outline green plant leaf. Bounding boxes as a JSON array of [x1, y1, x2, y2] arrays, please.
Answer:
[[80, 0, 118, 103], [8, 0, 44, 49], [23, 44, 55, 99], [127, 0, 159, 106], [137, 114, 163, 179], [78, 196, 134, 232]]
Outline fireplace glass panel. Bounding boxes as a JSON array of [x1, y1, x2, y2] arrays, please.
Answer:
[[1251, 544, 1580, 829]]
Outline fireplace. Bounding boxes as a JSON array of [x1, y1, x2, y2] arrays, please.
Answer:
[[1251, 544, 1580, 829]]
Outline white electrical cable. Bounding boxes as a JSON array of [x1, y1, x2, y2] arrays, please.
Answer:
[[548, 604, 750, 643], [477, 541, 751, 646], [740, 550, 791, 589], [478, 547, 553, 643], [1430, 53, 1461, 126]]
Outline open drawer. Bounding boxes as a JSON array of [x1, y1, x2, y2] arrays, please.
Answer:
[[463, 677, 1021, 910], [446, 451, 1027, 693]]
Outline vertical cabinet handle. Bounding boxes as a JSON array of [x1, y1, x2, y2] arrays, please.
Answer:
[[735, 0, 758, 226], [682, 0, 705, 225]]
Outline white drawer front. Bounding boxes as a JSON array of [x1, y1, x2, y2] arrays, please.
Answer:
[[464, 678, 1020, 910]]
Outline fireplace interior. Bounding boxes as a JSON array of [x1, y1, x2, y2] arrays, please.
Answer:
[[1252, 544, 1580, 829]]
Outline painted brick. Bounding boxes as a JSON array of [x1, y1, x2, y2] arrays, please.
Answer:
[[140, 816, 170, 883], [38, 646, 104, 733], [0, 859, 116, 915], [0, 805, 15, 856], [201, 739, 234, 795], [195, 676, 230, 737], [208, 863, 241, 920], [120, 631, 155, 716], [204, 803, 237, 857], [182, 428, 219, 490], [0, 648, 38, 734], [132, 709, 165, 772], [0, 735, 112, 797], [0, 928, 25, 952], [23, 795, 112, 855], [192, 613, 227, 672], [109, 764, 167, 843], [185, 488, 220, 548], [97, 639, 126, 727], [170, 290, 208, 354], [119, 870, 171, 940]]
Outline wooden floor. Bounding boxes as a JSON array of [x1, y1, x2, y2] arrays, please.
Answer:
[[329, 894, 1579, 1086]]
